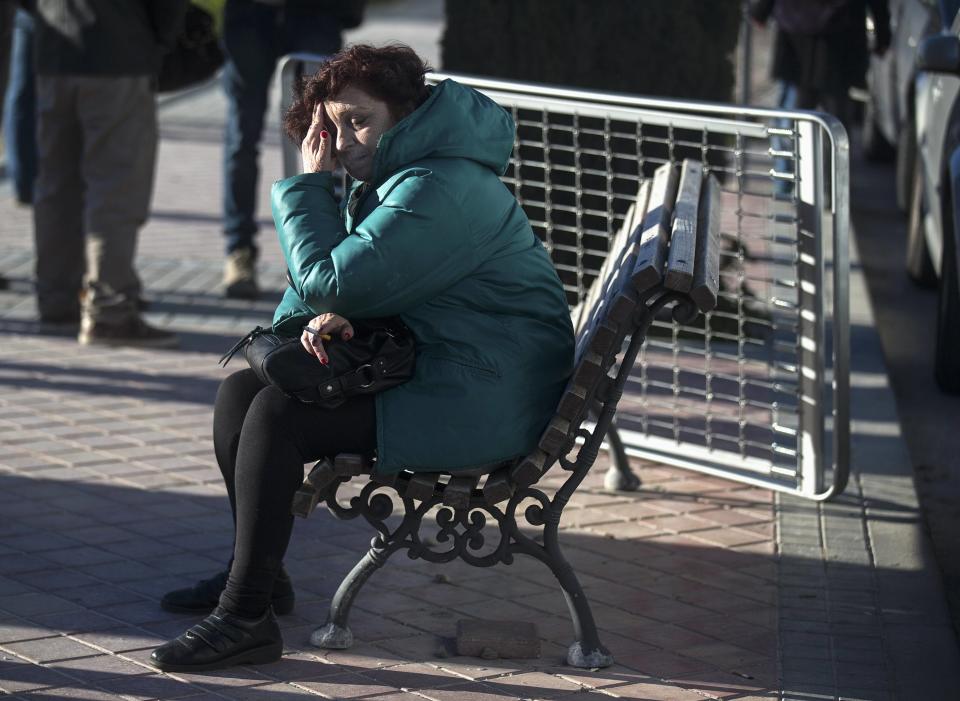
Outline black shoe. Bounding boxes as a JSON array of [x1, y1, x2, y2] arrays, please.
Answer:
[[39, 309, 81, 326], [160, 568, 295, 616], [150, 606, 282, 672]]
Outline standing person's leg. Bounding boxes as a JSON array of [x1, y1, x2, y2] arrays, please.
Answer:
[[33, 75, 85, 323], [75, 75, 176, 348], [221, 0, 277, 299], [151, 389, 376, 672], [283, 3, 341, 57], [160, 369, 295, 615], [3, 9, 36, 205]]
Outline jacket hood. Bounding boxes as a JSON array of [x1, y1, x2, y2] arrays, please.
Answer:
[[369, 79, 515, 183]]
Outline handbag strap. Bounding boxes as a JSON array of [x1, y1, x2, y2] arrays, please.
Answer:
[[219, 326, 266, 367], [308, 360, 384, 403]]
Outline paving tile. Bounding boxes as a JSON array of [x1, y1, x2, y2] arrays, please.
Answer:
[[417, 681, 526, 701], [297, 670, 396, 698], [16, 684, 129, 699], [0, 659, 80, 694], [0, 619, 57, 645], [0, 593, 84, 618], [600, 678, 708, 700], [54, 583, 147, 610], [47, 653, 154, 682], [93, 672, 199, 700], [26, 611, 124, 637], [360, 662, 466, 691], [1, 636, 101, 663], [71, 626, 164, 654], [0, 577, 36, 597]]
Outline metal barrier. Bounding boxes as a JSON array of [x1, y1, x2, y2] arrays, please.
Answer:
[[278, 55, 850, 501]]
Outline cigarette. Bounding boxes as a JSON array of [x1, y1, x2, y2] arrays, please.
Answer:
[[302, 326, 332, 341]]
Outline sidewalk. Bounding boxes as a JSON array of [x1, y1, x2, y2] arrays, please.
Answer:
[[0, 3, 958, 699]]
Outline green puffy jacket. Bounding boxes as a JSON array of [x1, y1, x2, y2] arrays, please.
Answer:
[[271, 79, 574, 472]]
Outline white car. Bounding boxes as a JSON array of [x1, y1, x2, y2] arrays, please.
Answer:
[[864, 0, 948, 210], [910, 8, 960, 391]]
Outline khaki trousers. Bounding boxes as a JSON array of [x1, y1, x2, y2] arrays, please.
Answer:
[[33, 75, 156, 323]]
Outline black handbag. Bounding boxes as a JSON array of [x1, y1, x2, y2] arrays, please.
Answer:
[[157, 4, 224, 93], [219, 318, 416, 408]]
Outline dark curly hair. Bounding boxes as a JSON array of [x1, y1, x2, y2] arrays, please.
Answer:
[[283, 44, 433, 145]]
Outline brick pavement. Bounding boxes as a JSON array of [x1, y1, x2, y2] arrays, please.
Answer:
[[0, 1, 958, 699]]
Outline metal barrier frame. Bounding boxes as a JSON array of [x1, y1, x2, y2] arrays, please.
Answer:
[[277, 56, 850, 501]]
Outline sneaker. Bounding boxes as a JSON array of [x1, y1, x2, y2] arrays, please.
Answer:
[[224, 247, 259, 300], [160, 567, 296, 616], [150, 606, 283, 672], [78, 316, 179, 349]]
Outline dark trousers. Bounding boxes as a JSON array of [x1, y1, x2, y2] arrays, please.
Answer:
[[33, 75, 154, 322], [213, 369, 376, 617], [221, 0, 341, 255], [3, 9, 35, 205]]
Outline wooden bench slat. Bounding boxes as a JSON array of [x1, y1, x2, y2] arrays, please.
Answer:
[[333, 453, 369, 476], [587, 320, 620, 357], [571, 350, 605, 390], [510, 450, 549, 487], [690, 173, 722, 313], [370, 469, 398, 488], [571, 182, 650, 354], [632, 163, 679, 293], [442, 475, 478, 509], [664, 160, 702, 293], [403, 473, 440, 502], [482, 469, 514, 504], [556, 384, 589, 421], [538, 416, 571, 456]]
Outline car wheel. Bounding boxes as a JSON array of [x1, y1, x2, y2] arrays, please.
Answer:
[[862, 94, 895, 162], [906, 161, 938, 288], [896, 114, 916, 213], [935, 217, 960, 394]]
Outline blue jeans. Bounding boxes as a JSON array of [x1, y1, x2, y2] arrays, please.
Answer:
[[3, 9, 36, 204], [221, 0, 341, 255]]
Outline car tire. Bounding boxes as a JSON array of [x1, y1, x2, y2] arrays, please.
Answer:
[[935, 217, 960, 394], [896, 115, 917, 213], [906, 161, 938, 288], [862, 94, 895, 162]]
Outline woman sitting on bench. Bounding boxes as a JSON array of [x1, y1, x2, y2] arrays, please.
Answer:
[[150, 43, 574, 673]]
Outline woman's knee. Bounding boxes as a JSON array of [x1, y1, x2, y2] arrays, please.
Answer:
[[216, 369, 263, 408], [244, 385, 300, 430]]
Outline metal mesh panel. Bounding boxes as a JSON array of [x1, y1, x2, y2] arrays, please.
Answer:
[[497, 101, 796, 475]]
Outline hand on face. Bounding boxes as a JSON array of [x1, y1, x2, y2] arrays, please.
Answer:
[[301, 102, 337, 174]]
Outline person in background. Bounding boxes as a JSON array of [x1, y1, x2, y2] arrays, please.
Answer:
[[220, 0, 364, 299], [3, 2, 35, 207], [33, 0, 188, 344], [751, 0, 891, 131]]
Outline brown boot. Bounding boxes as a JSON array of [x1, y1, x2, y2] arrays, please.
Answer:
[[78, 316, 179, 349], [224, 247, 259, 300]]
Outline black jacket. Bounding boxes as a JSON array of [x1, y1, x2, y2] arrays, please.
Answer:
[[35, 0, 189, 76], [750, 0, 891, 91]]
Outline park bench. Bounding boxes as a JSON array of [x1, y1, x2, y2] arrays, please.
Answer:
[[289, 158, 721, 669]]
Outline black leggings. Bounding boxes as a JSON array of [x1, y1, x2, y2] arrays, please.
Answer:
[[213, 369, 376, 617]]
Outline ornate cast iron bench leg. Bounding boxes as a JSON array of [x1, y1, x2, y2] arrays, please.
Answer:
[[539, 512, 614, 667], [310, 538, 398, 649], [603, 420, 640, 492]]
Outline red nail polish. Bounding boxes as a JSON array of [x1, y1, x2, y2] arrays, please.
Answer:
[[320, 357, 328, 366], [320, 130, 329, 139]]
